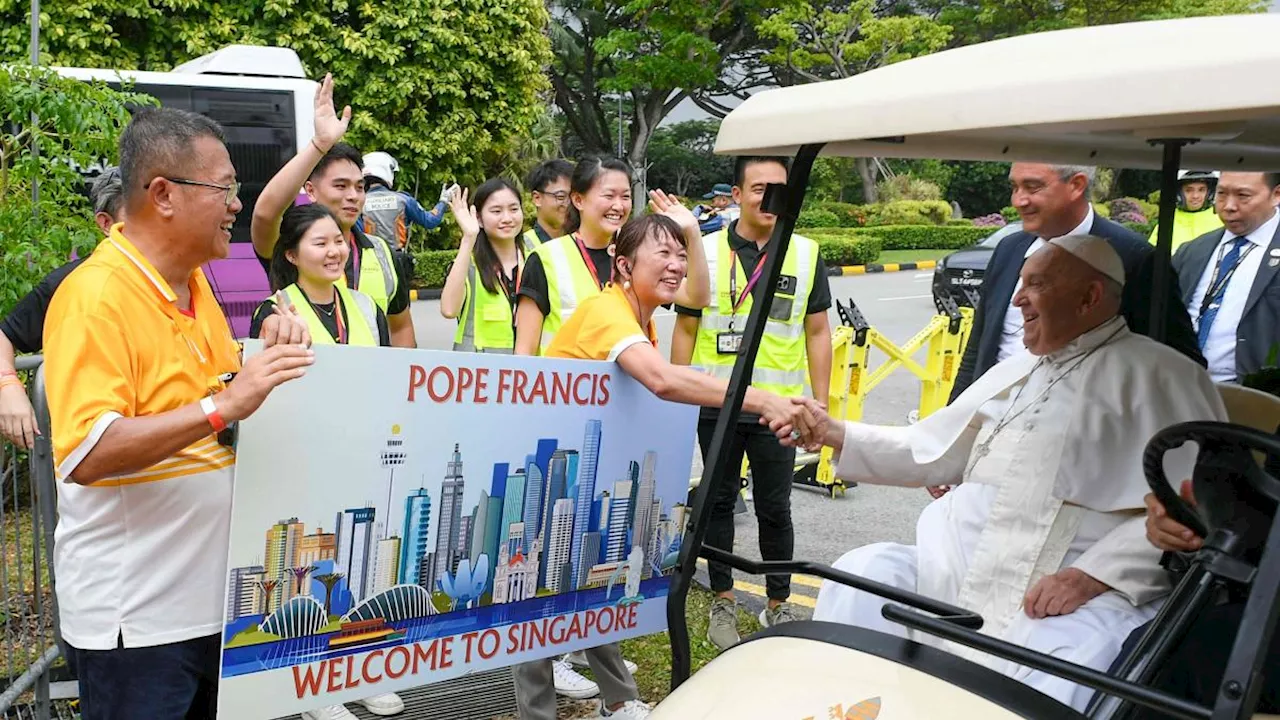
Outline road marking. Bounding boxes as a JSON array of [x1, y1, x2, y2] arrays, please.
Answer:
[[696, 558, 822, 604], [877, 294, 933, 301], [914, 273, 933, 279]]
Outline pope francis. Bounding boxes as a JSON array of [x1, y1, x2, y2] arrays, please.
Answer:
[[795, 235, 1227, 710]]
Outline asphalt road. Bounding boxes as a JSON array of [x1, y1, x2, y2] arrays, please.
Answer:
[[409, 270, 941, 616]]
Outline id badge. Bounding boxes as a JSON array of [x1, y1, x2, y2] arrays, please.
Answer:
[[717, 332, 743, 355]]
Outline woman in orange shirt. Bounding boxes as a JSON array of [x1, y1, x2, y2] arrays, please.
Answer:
[[548, 197, 816, 434]]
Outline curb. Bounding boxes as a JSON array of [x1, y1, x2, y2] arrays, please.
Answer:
[[409, 288, 442, 301], [829, 259, 936, 276]]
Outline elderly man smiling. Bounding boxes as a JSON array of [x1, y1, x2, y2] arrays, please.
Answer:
[[782, 235, 1226, 711]]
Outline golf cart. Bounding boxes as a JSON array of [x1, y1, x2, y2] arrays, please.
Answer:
[[658, 14, 1280, 720]]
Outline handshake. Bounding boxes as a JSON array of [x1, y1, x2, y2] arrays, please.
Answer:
[[755, 394, 832, 452]]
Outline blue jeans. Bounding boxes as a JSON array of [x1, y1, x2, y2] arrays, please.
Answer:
[[71, 634, 220, 720]]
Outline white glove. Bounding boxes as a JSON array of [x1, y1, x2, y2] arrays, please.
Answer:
[[439, 182, 461, 205]]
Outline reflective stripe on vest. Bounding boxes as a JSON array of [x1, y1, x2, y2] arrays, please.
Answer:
[[690, 230, 818, 397], [532, 235, 602, 354], [276, 283, 378, 346], [353, 233, 398, 312], [453, 236, 538, 354]]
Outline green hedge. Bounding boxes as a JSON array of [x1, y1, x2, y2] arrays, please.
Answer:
[[796, 207, 842, 228], [412, 250, 457, 288], [816, 236, 882, 266], [875, 200, 952, 226]]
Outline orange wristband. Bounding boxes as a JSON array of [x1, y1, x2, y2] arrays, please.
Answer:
[[0, 377, 23, 391], [200, 397, 227, 433]]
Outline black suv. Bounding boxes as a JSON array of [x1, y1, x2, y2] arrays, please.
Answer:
[[931, 222, 1023, 308]]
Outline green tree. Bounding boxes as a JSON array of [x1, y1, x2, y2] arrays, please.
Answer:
[[0, 65, 153, 317], [646, 120, 733, 198], [920, 0, 1266, 46], [546, 0, 786, 201], [947, 161, 1011, 217], [756, 0, 952, 202], [1, 0, 552, 200]]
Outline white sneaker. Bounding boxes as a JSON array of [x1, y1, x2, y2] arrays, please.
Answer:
[[597, 699, 653, 719], [358, 692, 405, 716], [301, 705, 359, 720], [564, 651, 639, 675], [553, 658, 600, 699]]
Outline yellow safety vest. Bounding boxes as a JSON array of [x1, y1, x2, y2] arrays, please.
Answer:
[[690, 230, 819, 397], [1148, 209, 1224, 251], [269, 283, 379, 347], [454, 237, 537, 353], [338, 231, 399, 312], [530, 235, 604, 354]]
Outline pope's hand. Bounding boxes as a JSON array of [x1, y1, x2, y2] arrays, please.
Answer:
[[1144, 481, 1202, 552], [1023, 568, 1108, 619], [926, 485, 952, 500]]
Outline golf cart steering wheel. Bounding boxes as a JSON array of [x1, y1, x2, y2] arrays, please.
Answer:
[[1144, 421, 1280, 543]]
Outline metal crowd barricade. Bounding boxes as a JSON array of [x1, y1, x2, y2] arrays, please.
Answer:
[[0, 356, 75, 720]]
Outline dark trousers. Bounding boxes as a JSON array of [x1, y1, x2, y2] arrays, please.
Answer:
[[71, 634, 221, 720], [698, 418, 796, 602], [1115, 601, 1280, 717]]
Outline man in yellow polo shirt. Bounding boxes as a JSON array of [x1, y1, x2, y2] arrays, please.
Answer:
[[42, 108, 313, 720]]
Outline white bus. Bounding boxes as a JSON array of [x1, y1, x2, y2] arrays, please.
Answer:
[[56, 45, 318, 338]]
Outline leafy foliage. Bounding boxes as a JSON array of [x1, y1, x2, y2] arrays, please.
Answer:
[[0, 65, 154, 317], [877, 174, 944, 202], [948, 161, 1011, 217], [645, 120, 733, 198], [1, 0, 553, 192]]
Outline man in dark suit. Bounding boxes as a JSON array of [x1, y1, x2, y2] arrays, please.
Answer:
[[1172, 171, 1280, 383], [951, 162, 1203, 400]]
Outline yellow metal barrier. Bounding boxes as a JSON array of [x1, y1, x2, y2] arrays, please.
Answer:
[[802, 296, 974, 498]]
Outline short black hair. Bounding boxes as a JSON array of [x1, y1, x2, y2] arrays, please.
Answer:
[[119, 108, 226, 206], [526, 159, 573, 194], [733, 156, 790, 188], [1265, 172, 1280, 191], [310, 142, 363, 182]]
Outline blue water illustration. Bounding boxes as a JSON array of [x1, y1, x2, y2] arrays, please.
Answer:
[[221, 578, 670, 678]]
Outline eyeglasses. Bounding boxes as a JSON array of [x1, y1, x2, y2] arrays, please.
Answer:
[[536, 190, 570, 206], [146, 177, 241, 206]]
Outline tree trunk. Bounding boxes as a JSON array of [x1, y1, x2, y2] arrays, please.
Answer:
[[856, 157, 879, 204], [628, 119, 657, 217]]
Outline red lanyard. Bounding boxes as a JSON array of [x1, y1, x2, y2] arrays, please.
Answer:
[[348, 235, 361, 288], [574, 234, 605, 290], [729, 250, 768, 315], [332, 291, 347, 344]]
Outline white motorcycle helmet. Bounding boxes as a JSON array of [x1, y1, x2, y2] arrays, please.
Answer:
[[363, 151, 399, 189], [1176, 169, 1219, 212]]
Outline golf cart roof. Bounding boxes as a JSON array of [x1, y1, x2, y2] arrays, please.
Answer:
[[715, 14, 1280, 170]]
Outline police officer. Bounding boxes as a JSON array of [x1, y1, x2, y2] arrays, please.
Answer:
[[1148, 170, 1224, 250], [360, 151, 456, 251], [251, 74, 417, 348], [671, 155, 833, 651], [439, 178, 535, 352]]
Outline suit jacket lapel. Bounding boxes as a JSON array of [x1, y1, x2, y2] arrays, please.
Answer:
[[990, 233, 1036, 312], [1243, 223, 1280, 319], [1181, 230, 1223, 306]]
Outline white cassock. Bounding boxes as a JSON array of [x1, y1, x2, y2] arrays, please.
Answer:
[[813, 316, 1227, 711]]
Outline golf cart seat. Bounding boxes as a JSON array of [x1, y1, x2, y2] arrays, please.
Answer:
[[1218, 383, 1280, 433], [652, 621, 1085, 719]]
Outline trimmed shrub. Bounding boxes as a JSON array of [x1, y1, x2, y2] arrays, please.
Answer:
[[973, 213, 1007, 228], [797, 207, 842, 228], [1123, 221, 1155, 237], [812, 201, 871, 227], [946, 218, 974, 226], [1108, 198, 1148, 225], [876, 200, 952, 226], [412, 250, 457, 288], [1001, 206, 1020, 222], [1092, 202, 1112, 218], [817, 236, 882, 267], [877, 175, 944, 202], [857, 225, 993, 250]]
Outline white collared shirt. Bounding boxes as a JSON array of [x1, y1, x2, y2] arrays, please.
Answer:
[[1187, 208, 1278, 382], [997, 206, 1096, 361]]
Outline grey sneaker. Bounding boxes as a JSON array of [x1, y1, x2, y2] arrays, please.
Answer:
[[759, 602, 801, 628], [707, 596, 741, 650]]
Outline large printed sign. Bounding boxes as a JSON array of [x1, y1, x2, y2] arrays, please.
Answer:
[[219, 345, 698, 718]]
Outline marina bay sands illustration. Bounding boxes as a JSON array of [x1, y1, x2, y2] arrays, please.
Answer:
[[222, 419, 688, 656]]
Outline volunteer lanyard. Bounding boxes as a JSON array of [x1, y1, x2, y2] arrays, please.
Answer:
[[495, 245, 526, 310], [307, 291, 347, 344], [1198, 239, 1255, 319], [574, 234, 606, 290], [729, 249, 768, 316], [348, 235, 361, 288]]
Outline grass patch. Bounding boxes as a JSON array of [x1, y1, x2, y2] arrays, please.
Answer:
[[876, 248, 952, 265]]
